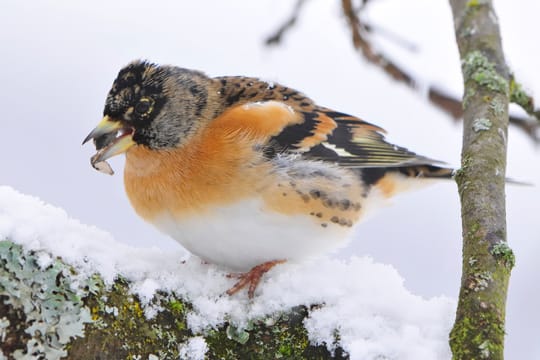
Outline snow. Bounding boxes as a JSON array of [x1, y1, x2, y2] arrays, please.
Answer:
[[178, 336, 208, 360], [0, 186, 455, 359]]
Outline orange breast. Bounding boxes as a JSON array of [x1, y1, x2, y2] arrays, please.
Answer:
[[123, 101, 302, 221]]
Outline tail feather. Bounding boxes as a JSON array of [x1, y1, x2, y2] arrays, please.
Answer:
[[356, 165, 452, 199]]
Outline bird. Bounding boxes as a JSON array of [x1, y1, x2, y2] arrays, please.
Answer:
[[83, 60, 453, 298]]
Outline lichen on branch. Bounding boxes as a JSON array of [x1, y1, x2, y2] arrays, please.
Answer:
[[448, 0, 514, 358]]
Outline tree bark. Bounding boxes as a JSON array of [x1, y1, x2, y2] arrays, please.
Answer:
[[448, 1, 514, 359], [0, 240, 345, 360]]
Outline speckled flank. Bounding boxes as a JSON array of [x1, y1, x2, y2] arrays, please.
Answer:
[[263, 158, 364, 229]]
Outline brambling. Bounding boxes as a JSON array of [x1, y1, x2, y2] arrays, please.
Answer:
[[84, 60, 452, 298]]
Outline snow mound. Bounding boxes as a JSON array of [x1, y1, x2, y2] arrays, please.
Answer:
[[0, 186, 455, 359]]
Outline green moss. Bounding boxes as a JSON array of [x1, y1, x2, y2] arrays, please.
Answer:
[[509, 78, 534, 113], [2, 241, 345, 359], [463, 87, 476, 109], [205, 306, 346, 360], [69, 278, 194, 359], [450, 304, 505, 360], [466, 0, 489, 7], [461, 51, 508, 95]]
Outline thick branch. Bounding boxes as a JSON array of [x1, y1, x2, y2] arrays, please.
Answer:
[[448, 1, 514, 359], [0, 240, 343, 360]]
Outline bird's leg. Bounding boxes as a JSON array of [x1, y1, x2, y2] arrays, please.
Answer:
[[226, 260, 286, 298]]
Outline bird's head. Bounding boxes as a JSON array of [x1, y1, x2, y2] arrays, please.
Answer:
[[83, 60, 213, 172]]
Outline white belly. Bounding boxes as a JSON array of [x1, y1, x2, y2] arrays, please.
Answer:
[[152, 198, 354, 271]]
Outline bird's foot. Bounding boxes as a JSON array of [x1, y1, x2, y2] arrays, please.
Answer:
[[226, 260, 286, 299]]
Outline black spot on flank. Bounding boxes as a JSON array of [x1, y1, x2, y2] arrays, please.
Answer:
[[315, 212, 323, 218], [330, 216, 339, 224], [301, 194, 310, 203], [310, 190, 321, 199], [282, 193, 287, 196], [323, 198, 335, 208], [352, 202, 362, 211], [321, 223, 328, 228], [339, 199, 351, 211], [220, 79, 227, 86], [339, 218, 348, 226], [310, 212, 315, 216], [300, 102, 310, 107]]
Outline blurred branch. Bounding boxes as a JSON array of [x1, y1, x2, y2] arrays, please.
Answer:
[[265, 0, 308, 46], [265, 0, 540, 143], [341, 0, 414, 85], [430, 87, 539, 142]]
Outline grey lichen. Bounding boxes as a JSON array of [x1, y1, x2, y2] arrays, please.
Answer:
[[463, 87, 476, 109], [226, 324, 251, 345], [478, 340, 491, 359], [472, 271, 493, 292], [1, 240, 344, 359], [461, 51, 508, 94], [490, 241, 515, 270], [472, 118, 492, 132], [0, 241, 92, 359], [489, 98, 505, 116]]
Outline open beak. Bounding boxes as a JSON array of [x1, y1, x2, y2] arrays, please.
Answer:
[[83, 115, 135, 174]]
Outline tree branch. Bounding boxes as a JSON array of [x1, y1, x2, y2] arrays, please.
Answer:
[[266, 0, 540, 143], [0, 240, 344, 359], [448, 1, 514, 358], [265, 0, 308, 46]]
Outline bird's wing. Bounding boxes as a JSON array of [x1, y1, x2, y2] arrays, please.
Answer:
[[269, 106, 442, 168]]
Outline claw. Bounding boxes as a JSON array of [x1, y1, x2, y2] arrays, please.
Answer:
[[226, 260, 286, 298]]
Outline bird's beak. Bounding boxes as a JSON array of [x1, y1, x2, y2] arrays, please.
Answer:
[[83, 115, 135, 174]]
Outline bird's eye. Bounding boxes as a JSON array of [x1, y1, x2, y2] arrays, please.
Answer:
[[134, 97, 154, 115]]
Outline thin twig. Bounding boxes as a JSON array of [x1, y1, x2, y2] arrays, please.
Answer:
[[265, 0, 307, 46], [265, 0, 540, 143]]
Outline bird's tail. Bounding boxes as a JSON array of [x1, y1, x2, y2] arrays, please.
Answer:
[[360, 165, 530, 199], [357, 165, 453, 199]]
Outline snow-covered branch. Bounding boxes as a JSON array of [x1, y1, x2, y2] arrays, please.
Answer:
[[0, 187, 454, 359]]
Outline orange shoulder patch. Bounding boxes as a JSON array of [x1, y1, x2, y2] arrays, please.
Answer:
[[210, 101, 303, 141]]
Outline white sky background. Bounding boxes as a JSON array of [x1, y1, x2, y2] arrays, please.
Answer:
[[0, 0, 538, 358]]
